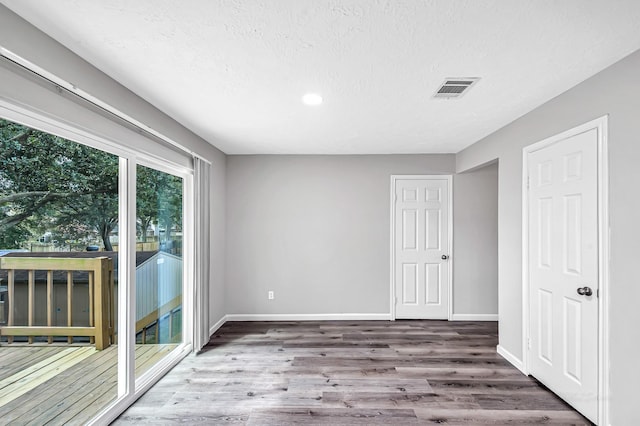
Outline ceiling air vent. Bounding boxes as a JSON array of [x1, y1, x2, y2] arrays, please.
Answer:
[[434, 78, 480, 99]]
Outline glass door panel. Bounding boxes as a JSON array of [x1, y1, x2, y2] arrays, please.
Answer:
[[0, 117, 120, 423], [134, 164, 183, 377]]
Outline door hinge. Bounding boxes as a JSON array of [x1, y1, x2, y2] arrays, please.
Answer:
[[395, 297, 398, 305], [527, 337, 531, 350], [597, 288, 599, 298], [526, 176, 530, 190]]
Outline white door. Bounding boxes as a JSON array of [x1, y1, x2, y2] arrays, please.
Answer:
[[393, 176, 451, 319], [528, 128, 598, 422]]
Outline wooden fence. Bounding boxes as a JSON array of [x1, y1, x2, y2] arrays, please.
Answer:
[[0, 257, 114, 350]]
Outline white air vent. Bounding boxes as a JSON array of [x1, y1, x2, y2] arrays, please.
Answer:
[[434, 78, 480, 99]]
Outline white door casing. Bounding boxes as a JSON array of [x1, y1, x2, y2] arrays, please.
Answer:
[[391, 176, 452, 319], [527, 127, 600, 423]]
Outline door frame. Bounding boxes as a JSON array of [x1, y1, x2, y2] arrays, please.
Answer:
[[389, 175, 453, 321], [521, 116, 609, 425]]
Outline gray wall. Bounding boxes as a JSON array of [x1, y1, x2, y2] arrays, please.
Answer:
[[0, 5, 228, 330], [226, 154, 451, 315], [457, 48, 640, 424], [452, 161, 498, 317], [226, 154, 498, 318]]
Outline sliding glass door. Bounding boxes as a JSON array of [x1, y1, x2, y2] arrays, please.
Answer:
[[0, 113, 193, 424]]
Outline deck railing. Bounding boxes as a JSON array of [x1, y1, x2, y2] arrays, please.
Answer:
[[0, 257, 114, 350]]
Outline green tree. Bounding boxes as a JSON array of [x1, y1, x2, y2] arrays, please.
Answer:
[[0, 119, 119, 250], [1, 118, 183, 253], [136, 166, 159, 243], [136, 165, 182, 247]]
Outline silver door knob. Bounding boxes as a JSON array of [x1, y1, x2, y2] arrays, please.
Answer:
[[441, 255, 449, 260], [577, 286, 593, 296]]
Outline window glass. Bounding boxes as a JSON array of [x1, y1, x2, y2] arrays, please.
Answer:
[[0, 117, 119, 423], [134, 164, 183, 377]]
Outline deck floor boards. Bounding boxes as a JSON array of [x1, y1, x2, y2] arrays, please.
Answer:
[[0, 346, 96, 407], [115, 320, 592, 425], [0, 347, 63, 381], [0, 344, 177, 425]]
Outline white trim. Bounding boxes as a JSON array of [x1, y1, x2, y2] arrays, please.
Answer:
[[389, 176, 396, 320], [226, 313, 392, 322], [521, 115, 609, 426], [521, 145, 530, 376], [183, 172, 195, 351], [497, 344, 526, 375], [117, 156, 136, 399], [0, 99, 136, 160], [136, 155, 193, 181], [450, 314, 498, 321], [209, 315, 228, 337], [597, 117, 610, 426], [389, 175, 453, 321], [448, 176, 454, 322]]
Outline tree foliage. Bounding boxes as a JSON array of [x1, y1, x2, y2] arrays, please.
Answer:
[[136, 165, 182, 245], [0, 118, 182, 251], [0, 119, 119, 250]]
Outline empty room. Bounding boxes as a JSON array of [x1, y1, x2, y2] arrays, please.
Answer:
[[0, 1, 639, 425]]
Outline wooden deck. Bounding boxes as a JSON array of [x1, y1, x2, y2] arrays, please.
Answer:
[[0, 344, 177, 425], [116, 320, 591, 425]]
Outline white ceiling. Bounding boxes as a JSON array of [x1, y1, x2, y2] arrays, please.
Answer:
[[3, 1, 640, 154]]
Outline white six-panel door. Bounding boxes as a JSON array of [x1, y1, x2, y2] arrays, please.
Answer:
[[528, 128, 598, 423], [393, 176, 451, 319]]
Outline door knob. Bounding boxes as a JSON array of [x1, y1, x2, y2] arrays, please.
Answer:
[[577, 286, 593, 296], [441, 255, 449, 260]]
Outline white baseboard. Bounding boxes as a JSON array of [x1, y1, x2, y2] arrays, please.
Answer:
[[497, 344, 527, 375], [450, 314, 498, 321], [225, 313, 392, 322], [209, 315, 228, 337]]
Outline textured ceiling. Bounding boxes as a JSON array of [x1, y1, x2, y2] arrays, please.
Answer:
[[3, 0, 640, 154]]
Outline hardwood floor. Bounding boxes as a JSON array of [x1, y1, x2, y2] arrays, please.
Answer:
[[115, 321, 591, 425]]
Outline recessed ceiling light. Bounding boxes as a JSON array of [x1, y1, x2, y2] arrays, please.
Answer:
[[302, 93, 323, 106]]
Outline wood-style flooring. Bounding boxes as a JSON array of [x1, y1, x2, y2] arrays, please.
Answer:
[[115, 320, 591, 425]]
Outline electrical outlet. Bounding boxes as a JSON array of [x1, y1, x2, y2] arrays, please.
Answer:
[[268, 291, 274, 300]]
